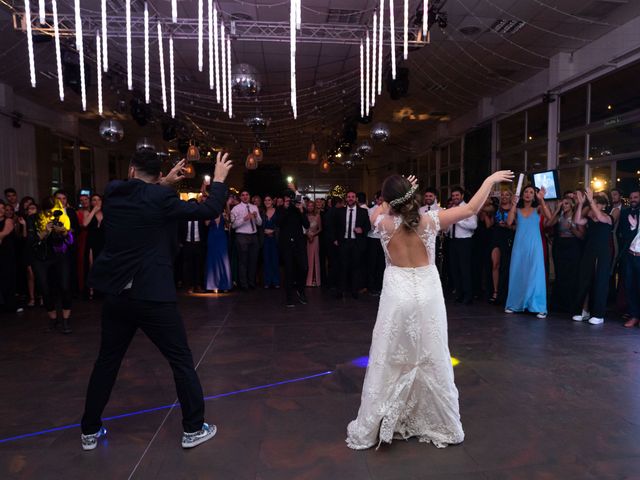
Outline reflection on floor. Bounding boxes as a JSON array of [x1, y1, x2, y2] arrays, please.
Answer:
[[1, 288, 639, 479]]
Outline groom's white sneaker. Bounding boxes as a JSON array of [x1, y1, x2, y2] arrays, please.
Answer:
[[181, 422, 217, 449], [81, 426, 107, 451]]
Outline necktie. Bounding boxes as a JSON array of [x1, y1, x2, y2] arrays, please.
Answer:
[[452, 223, 456, 239], [348, 208, 354, 239], [247, 205, 255, 233]]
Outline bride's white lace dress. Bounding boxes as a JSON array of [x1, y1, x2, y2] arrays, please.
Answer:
[[346, 211, 465, 449]]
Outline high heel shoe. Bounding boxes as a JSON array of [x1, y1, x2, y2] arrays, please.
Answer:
[[488, 292, 498, 305]]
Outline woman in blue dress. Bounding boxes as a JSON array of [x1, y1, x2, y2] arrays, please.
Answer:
[[505, 185, 553, 318], [205, 214, 232, 293], [261, 196, 280, 288]]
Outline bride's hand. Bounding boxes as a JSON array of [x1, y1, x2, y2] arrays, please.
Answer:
[[404, 175, 418, 188], [488, 170, 515, 184]]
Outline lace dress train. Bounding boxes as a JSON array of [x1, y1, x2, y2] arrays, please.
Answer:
[[346, 211, 464, 450]]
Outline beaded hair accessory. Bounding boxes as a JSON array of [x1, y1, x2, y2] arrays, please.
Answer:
[[389, 184, 418, 207]]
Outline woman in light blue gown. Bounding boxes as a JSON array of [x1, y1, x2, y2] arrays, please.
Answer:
[[505, 185, 553, 318]]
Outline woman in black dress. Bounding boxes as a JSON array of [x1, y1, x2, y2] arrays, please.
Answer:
[[83, 194, 105, 299], [488, 190, 514, 304], [0, 200, 20, 314]]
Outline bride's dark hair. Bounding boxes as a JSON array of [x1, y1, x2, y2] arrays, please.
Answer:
[[382, 174, 422, 230]]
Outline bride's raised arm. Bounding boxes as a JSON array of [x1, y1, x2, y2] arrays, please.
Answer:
[[438, 170, 514, 231]]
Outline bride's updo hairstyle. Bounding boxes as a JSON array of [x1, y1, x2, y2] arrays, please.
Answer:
[[382, 174, 421, 230]]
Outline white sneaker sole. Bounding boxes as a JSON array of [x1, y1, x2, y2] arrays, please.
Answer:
[[182, 425, 217, 449]]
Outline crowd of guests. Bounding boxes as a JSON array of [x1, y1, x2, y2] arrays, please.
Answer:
[[1, 180, 639, 328]]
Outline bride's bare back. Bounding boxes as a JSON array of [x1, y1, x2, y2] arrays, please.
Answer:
[[377, 212, 439, 268]]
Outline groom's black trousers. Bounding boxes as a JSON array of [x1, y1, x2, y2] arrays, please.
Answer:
[[81, 292, 205, 434]]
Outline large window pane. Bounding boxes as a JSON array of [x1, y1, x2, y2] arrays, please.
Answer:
[[527, 103, 548, 141], [558, 166, 584, 193], [450, 140, 461, 165], [499, 111, 525, 150], [440, 147, 449, 168], [450, 169, 460, 186], [588, 122, 640, 160], [499, 151, 525, 172], [589, 165, 612, 193], [616, 157, 640, 195], [560, 86, 587, 131], [591, 61, 640, 122], [558, 136, 585, 166], [527, 146, 547, 172]]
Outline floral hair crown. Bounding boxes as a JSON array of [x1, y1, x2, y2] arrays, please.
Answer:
[[389, 184, 418, 207]]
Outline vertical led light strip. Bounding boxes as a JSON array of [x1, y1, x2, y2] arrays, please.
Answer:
[[169, 35, 175, 118], [227, 35, 232, 118], [359, 40, 364, 118], [74, 0, 86, 110], [157, 22, 167, 113], [101, 0, 108, 72], [144, 2, 149, 103], [213, 4, 220, 102], [220, 22, 227, 112], [172, 0, 177, 23], [52, 0, 64, 100], [295, 0, 301, 30], [24, 0, 36, 88], [207, 0, 213, 89], [378, 0, 384, 95], [389, 0, 396, 80], [96, 31, 103, 115], [290, 0, 297, 119], [126, 0, 132, 90], [423, 0, 428, 36], [371, 12, 377, 107], [403, 0, 408, 60], [365, 33, 370, 116], [198, 0, 203, 72], [38, 0, 45, 23]]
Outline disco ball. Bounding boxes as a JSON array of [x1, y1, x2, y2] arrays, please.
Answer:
[[357, 140, 373, 156], [344, 153, 361, 170], [370, 122, 391, 142], [245, 112, 269, 133], [99, 119, 124, 143], [232, 63, 261, 97], [135, 137, 155, 152]]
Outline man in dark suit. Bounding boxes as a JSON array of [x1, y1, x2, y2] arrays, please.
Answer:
[[179, 204, 208, 293], [278, 190, 310, 306], [334, 191, 371, 299], [322, 196, 343, 290], [618, 189, 640, 328], [80, 151, 232, 451]]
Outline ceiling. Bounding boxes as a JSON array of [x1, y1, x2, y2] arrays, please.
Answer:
[[1, 0, 640, 166]]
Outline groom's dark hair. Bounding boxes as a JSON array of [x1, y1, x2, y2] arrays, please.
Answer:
[[130, 151, 162, 177]]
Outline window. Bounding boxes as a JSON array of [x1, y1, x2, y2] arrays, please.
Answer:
[[558, 166, 585, 193], [499, 111, 525, 150], [449, 169, 460, 186], [499, 151, 525, 172], [589, 122, 640, 160], [615, 157, 640, 195], [589, 165, 612, 193], [450, 140, 461, 165], [591, 61, 640, 123], [526, 103, 548, 141], [440, 146, 449, 169], [527, 145, 547, 172], [560, 86, 588, 131], [558, 136, 586, 166]]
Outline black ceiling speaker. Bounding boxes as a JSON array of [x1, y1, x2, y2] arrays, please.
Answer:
[[387, 67, 409, 100], [130, 98, 148, 126]]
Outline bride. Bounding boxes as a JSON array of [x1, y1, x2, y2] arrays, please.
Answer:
[[346, 170, 514, 450]]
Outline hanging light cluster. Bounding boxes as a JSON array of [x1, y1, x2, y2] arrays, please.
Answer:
[[74, 0, 86, 110], [290, 0, 301, 119], [360, 1, 387, 119], [52, 0, 63, 101]]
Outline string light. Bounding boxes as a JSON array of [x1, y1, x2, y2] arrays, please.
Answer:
[[74, 0, 86, 110], [423, 0, 428, 36], [290, 0, 297, 118], [372, 11, 377, 107], [24, 0, 36, 88], [296, 0, 301, 30], [378, 0, 384, 95], [221, 21, 227, 112], [96, 30, 103, 115], [169, 35, 175, 118], [198, 0, 203, 72], [227, 35, 232, 118], [172, 0, 177, 23], [157, 22, 167, 113], [403, 0, 408, 60], [359, 40, 364, 118], [389, 0, 396, 79], [144, 2, 149, 103], [213, 3, 220, 101], [365, 32, 370, 116], [52, 0, 63, 100], [101, 0, 108, 72], [126, 0, 132, 90], [38, 0, 45, 23]]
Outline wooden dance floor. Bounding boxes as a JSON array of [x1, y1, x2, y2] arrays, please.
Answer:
[[1, 289, 639, 479]]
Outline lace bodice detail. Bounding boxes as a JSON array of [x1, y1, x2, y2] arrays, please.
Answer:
[[375, 211, 441, 267]]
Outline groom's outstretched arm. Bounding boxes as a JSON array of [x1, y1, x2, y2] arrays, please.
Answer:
[[162, 182, 229, 221]]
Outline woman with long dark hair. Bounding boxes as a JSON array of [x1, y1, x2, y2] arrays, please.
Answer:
[[505, 185, 553, 318], [488, 190, 514, 304], [30, 196, 74, 333], [347, 170, 514, 450]]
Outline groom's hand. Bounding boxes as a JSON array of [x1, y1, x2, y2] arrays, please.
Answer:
[[213, 152, 233, 183]]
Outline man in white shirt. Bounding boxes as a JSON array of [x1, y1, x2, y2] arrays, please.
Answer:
[[448, 187, 477, 304], [230, 190, 263, 290], [419, 187, 441, 214], [367, 191, 385, 295]]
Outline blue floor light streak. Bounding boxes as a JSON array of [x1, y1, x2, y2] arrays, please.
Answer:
[[0, 370, 333, 445]]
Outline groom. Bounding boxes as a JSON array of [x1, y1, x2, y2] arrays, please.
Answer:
[[80, 151, 232, 451]]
